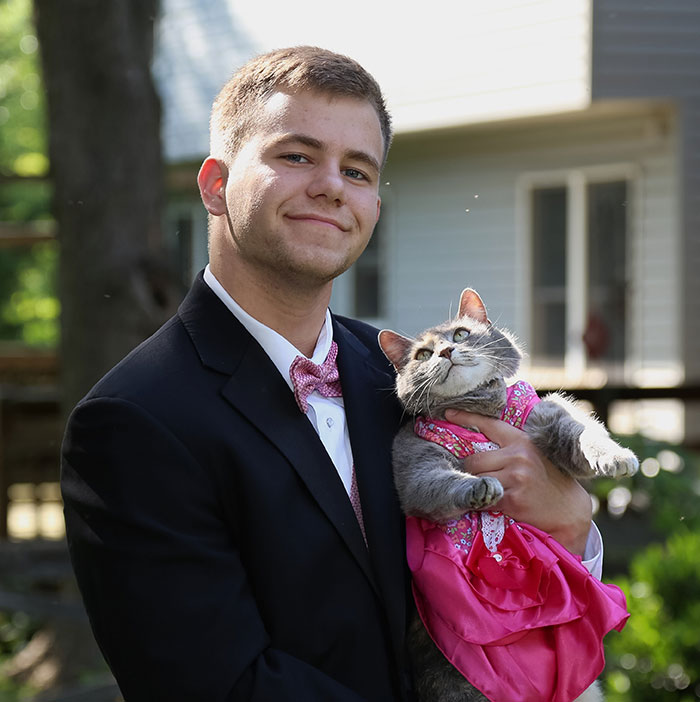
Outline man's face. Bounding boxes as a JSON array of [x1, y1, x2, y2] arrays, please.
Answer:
[[219, 90, 384, 289]]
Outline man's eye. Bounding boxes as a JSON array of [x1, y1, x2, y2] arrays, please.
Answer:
[[415, 349, 432, 361], [284, 154, 309, 164], [343, 168, 367, 181]]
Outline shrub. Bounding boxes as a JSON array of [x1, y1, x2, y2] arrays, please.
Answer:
[[604, 528, 700, 701]]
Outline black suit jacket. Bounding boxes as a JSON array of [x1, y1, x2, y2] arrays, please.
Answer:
[[61, 274, 412, 701]]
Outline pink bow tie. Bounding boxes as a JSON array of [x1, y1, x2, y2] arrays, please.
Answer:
[[290, 341, 343, 413]]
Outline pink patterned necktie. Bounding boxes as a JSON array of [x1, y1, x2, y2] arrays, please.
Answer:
[[289, 341, 366, 543]]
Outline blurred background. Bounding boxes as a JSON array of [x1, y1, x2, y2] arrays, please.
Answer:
[[0, 0, 699, 699]]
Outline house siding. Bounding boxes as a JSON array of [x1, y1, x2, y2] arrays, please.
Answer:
[[348, 108, 679, 388], [591, 0, 700, 437]]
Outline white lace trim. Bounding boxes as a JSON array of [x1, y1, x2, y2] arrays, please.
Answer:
[[480, 512, 505, 553]]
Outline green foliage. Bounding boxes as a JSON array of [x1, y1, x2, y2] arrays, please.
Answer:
[[595, 437, 700, 699], [0, 0, 57, 349], [0, 680, 34, 702], [0, 180, 51, 223], [0, 611, 39, 700], [0, 240, 59, 347], [0, 611, 37, 661], [604, 529, 700, 701], [0, 0, 48, 178]]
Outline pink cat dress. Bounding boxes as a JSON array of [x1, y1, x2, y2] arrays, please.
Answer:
[[407, 380, 629, 702]]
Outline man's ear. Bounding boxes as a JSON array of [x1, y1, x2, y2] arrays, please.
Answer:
[[197, 157, 228, 216]]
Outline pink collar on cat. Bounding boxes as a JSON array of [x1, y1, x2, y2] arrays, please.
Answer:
[[414, 379, 541, 455]]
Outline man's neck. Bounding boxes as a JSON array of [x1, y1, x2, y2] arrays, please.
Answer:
[[210, 257, 331, 358]]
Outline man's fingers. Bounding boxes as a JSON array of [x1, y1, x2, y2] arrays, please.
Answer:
[[444, 409, 520, 446], [459, 446, 509, 476], [445, 409, 592, 555], [443, 410, 524, 477]]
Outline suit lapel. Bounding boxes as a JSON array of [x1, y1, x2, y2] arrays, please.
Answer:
[[333, 317, 408, 667], [219, 349, 376, 583], [178, 277, 376, 590]]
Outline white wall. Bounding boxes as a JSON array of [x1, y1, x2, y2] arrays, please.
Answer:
[[339, 105, 680, 384]]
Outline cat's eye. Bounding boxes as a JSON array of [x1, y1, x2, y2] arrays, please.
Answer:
[[415, 349, 432, 361], [453, 328, 470, 342]]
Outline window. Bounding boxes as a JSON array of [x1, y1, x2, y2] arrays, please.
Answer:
[[586, 181, 627, 364], [338, 202, 387, 322], [531, 187, 567, 361], [353, 220, 382, 319], [164, 202, 209, 287], [174, 213, 193, 289], [527, 171, 631, 376]]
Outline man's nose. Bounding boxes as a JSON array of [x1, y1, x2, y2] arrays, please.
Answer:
[[307, 165, 345, 204]]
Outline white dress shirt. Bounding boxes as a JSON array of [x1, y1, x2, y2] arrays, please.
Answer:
[[202, 265, 603, 577], [203, 266, 355, 495]]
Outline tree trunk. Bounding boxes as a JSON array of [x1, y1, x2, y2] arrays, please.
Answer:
[[18, 1, 176, 692], [34, 0, 177, 413]]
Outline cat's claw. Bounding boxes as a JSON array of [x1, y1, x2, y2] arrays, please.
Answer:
[[589, 449, 639, 478], [461, 476, 503, 510]]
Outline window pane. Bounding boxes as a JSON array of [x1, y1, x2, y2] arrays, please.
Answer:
[[353, 217, 382, 318], [355, 267, 380, 318], [586, 181, 627, 363], [175, 215, 193, 289], [531, 187, 567, 361]]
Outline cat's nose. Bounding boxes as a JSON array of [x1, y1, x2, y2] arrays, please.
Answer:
[[439, 346, 454, 358]]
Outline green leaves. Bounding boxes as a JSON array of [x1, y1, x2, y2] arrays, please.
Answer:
[[0, 0, 56, 349], [0, 241, 58, 347], [0, 0, 48, 178], [605, 530, 700, 700]]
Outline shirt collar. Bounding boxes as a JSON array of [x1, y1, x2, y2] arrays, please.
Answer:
[[203, 265, 333, 391]]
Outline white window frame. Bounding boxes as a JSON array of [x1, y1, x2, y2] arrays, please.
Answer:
[[515, 163, 640, 382]]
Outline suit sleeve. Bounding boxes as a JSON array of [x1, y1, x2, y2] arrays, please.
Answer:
[[61, 396, 366, 702]]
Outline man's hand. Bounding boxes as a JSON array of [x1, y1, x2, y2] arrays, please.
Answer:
[[444, 409, 593, 556]]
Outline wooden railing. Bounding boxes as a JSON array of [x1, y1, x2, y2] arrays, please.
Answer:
[[537, 384, 700, 429]]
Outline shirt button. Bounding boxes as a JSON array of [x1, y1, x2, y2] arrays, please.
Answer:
[[326, 417, 334, 428]]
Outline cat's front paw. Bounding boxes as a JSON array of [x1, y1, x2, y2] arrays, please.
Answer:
[[460, 476, 503, 510], [585, 443, 639, 478]]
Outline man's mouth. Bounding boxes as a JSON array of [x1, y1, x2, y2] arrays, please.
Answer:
[[286, 214, 347, 231]]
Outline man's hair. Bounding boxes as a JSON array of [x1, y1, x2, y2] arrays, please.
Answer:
[[210, 46, 393, 165]]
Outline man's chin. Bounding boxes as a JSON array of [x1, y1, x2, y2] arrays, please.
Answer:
[[276, 263, 348, 291], [283, 255, 356, 287]]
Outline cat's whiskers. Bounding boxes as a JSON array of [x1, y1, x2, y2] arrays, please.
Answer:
[[405, 372, 438, 415]]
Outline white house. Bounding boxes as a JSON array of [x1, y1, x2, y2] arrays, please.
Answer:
[[153, 0, 700, 443]]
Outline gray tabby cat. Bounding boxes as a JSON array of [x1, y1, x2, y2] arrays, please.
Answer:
[[378, 288, 638, 702]]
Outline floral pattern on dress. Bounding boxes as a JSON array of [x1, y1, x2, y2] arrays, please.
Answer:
[[442, 513, 479, 550], [414, 381, 541, 553], [501, 379, 541, 430]]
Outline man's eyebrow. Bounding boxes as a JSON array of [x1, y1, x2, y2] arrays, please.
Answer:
[[345, 149, 381, 176], [274, 133, 323, 151], [273, 133, 381, 175]]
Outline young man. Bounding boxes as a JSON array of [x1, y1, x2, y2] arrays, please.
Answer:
[[61, 47, 597, 701]]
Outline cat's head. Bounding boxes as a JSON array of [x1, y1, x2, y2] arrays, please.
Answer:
[[378, 289, 522, 417]]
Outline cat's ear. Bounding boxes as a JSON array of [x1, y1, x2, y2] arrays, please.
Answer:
[[378, 330, 413, 370], [458, 288, 491, 325]]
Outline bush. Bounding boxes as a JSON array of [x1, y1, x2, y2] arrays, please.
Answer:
[[604, 528, 700, 701], [0, 610, 39, 700]]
